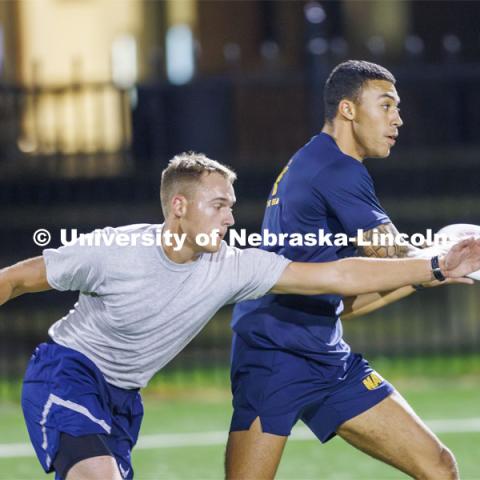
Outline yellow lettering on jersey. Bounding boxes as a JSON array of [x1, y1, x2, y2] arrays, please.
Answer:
[[271, 166, 289, 196], [362, 372, 383, 390], [267, 197, 280, 208]]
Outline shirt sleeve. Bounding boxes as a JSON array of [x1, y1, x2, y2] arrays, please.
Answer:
[[313, 162, 390, 236], [227, 248, 291, 304], [42, 231, 106, 293]]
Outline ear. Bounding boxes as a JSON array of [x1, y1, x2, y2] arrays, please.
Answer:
[[171, 195, 188, 218], [338, 99, 356, 121]]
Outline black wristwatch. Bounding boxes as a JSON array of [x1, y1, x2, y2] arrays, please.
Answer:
[[431, 255, 446, 282]]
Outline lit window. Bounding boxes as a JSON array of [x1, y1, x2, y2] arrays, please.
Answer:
[[112, 34, 138, 88], [166, 24, 194, 85]]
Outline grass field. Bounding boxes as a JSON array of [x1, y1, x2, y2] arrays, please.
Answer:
[[0, 362, 479, 479]]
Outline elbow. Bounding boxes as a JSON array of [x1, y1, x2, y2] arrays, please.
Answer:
[[308, 265, 354, 296], [324, 269, 353, 296], [0, 275, 15, 305], [333, 270, 370, 297]]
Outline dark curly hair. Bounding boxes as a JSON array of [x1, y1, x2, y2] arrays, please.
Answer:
[[324, 60, 396, 123]]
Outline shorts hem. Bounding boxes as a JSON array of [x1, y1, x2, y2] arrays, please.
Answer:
[[229, 414, 292, 437], [319, 384, 395, 443]]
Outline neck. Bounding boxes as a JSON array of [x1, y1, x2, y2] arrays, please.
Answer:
[[162, 220, 200, 264], [322, 120, 365, 162]]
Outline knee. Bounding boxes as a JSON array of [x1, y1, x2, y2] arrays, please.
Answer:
[[437, 447, 458, 480], [417, 446, 458, 480]]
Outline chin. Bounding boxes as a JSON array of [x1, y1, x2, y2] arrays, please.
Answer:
[[370, 147, 391, 159], [201, 242, 223, 254]]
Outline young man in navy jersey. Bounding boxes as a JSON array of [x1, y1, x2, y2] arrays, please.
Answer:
[[226, 60, 460, 479]]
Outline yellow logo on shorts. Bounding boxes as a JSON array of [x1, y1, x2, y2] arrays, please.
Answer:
[[362, 372, 384, 390]]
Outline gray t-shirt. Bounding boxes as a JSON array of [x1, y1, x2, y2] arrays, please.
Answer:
[[43, 224, 290, 389]]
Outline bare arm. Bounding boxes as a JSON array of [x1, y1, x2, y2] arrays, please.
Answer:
[[271, 257, 433, 296], [0, 257, 51, 306], [341, 286, 414, 320], [357, 222, 420, 259], [271, 239, 480, 297], [341, 222, 426, 317]]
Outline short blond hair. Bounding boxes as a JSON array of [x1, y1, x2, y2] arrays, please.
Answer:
[[160, 152, 236, 218]]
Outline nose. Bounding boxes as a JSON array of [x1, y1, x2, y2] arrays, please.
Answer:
[[393, 110, 403, 128], [224, 210, 235, 227]]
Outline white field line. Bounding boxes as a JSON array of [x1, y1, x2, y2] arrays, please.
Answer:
[[2, 417, 480, 458]]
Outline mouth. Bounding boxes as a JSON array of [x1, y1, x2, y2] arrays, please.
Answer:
[[385, 135, 397, 146], [213, 229, 227, 241]]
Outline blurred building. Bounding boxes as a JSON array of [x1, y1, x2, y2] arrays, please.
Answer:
[[0, 1, 478, 166]]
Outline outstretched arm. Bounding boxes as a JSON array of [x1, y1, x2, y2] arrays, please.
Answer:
[[0, 257, 51, 306], [272, 258, 433, 296], [271, 239, 480, 297]]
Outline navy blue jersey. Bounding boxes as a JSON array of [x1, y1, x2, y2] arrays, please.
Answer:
[[232, 133, 390, 365]]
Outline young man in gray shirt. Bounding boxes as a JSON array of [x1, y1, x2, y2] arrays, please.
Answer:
[[1, 152, 479, 480]]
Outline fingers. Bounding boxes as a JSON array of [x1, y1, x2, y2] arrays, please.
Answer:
[[445, 239, 468, 261], [454, 238, 470, 248], [444, 237, 480, 278], [448, 237, 477, 260], [446, 277, 474, 285], [455, 237, 475, 252]]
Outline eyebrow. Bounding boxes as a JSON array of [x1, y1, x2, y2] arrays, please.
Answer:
[[378, 93, 401, 104], [210, 197, 236, 205]]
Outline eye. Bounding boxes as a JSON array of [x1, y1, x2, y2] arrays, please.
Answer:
[[382, 104, 401, 114]]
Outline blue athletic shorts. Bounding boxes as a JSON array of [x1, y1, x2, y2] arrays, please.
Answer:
[[21, 341, 143, 479], [229, 334, 394, 442]]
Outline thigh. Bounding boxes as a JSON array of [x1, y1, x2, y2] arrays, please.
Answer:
[[46, 386, 141, 480], [66, 456, 122, 480], [105, 388, 144, 480], [301, 355, 394, 443], [230, 338, 336, 437], [54, 432, 118, 480], [225, 417, 287, 480], [230, 344, 300, 437], [337, 390, 456, 478], [21, 343, 113, 474], [228, 341, 310, 479]]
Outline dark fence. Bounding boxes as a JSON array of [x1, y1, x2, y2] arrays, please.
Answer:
[[1, 63, 480, 397]]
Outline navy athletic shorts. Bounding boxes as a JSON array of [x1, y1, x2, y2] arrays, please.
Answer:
[[229, 334, 394, 442], [21, 341, 143, 479]]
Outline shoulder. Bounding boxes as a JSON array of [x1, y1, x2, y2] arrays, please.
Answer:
[[206, 241, 240, 263], [59, 224, 158, 261], [94, 224, 156, 244], [107, 223, 155, 236], [209, 243, 289, 270], [207, 242, 275, 262], [296, 134, 364, 178]]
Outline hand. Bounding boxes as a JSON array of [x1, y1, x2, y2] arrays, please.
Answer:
[[439, 238, 480, 279]]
